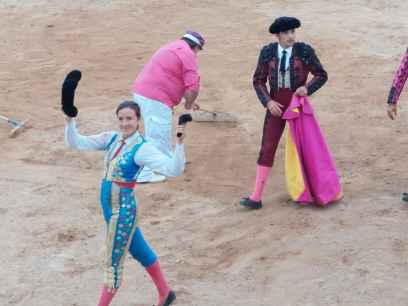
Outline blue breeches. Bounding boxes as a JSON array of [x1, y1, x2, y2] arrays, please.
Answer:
[[100, 179, 157, 289]]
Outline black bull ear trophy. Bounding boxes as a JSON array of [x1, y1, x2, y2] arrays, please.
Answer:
[[176, 114, 193, 138]]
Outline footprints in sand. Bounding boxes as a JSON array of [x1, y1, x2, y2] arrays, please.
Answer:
[[375, 208, 400, 217], [150, 192, 172, 203], [54, 228, 96, 245], [20, 148, 95, 169], [34, 252, 99, 277], [32, 225, 96, 249]]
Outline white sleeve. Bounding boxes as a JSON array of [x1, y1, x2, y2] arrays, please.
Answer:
[[64, 119, 115, 151], [134, 142, 186, 177]]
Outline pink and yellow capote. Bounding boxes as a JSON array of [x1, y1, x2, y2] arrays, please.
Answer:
[[283, 96, 342, 205]]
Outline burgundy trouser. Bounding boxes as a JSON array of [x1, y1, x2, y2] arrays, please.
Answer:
[[257, 89, 294, 167]]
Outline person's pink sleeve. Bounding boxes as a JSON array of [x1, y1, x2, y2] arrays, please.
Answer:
[[180, 53, 200, 91]]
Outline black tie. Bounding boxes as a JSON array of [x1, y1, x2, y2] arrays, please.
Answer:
[[280, 50, 287, 74]]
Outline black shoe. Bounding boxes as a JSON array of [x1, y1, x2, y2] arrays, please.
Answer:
[[162, 290, 176, 306], [402, 193, 408, 202], [240, 197, 262, 209]]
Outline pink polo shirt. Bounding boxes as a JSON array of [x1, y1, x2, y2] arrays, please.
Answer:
[[132, 40, 200, 108]]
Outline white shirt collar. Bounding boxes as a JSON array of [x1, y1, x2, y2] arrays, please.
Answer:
[[278, 44, 293, 58]]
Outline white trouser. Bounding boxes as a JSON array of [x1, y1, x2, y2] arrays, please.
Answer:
[[133, 93, 173, 182]]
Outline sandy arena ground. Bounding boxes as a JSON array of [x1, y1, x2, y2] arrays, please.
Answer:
[[1, 1, 408, 305]]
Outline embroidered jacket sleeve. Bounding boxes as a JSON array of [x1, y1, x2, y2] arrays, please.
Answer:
[[65, 119, 115, 151], [387, 49, 408, 105], [134, 142, 185, 177], [253, 46, 272, 107], [303, 45, 328, 96]]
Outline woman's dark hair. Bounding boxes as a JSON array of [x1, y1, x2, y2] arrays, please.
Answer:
[[116, 100, 141, 119], [181, 37, 201, 50]]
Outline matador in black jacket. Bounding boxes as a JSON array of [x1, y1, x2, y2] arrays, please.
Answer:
[[240, 16, 328, 210]]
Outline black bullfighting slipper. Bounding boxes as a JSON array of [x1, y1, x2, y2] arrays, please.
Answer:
[[161, 290, 176, 306], [239, 197, 262, 209]]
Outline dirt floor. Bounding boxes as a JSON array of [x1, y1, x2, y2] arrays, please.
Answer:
[[1, 0, 408, 305]]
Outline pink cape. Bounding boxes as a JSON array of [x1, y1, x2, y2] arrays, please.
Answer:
[[283, 95, 342, 205]]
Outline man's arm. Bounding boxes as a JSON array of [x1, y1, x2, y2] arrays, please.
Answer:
[[387, 49, 408, 105], [304, 45, 328, 96], [253, 47, 272, 107], [184, 90, 199, 110]]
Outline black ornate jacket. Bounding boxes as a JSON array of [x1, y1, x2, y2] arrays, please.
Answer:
[[253, 42, 328, 106]]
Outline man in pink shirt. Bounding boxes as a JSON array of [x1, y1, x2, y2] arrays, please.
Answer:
[[132, 31, 204, 183]]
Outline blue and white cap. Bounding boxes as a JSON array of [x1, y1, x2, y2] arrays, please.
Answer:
[[183, 30, 205, 49]]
